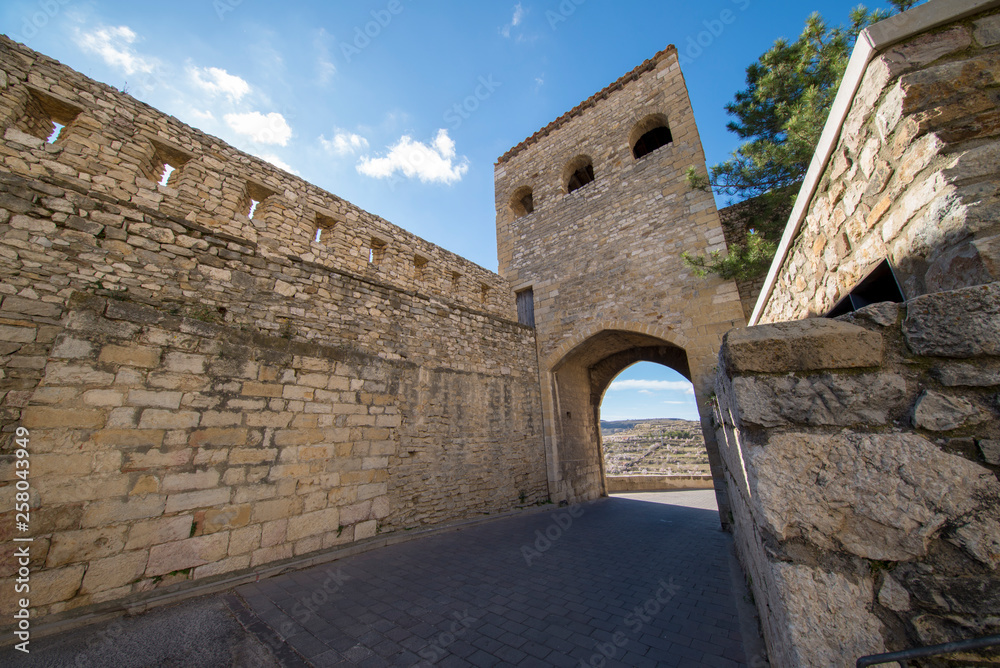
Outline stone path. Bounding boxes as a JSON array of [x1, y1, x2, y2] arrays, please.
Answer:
[[3, 490, 764, 667]]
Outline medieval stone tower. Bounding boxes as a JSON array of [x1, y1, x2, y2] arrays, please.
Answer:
[[494, 46, 746, 513]]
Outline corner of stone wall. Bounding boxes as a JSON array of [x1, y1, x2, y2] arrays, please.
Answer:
[[716, 286, 1000, 666]]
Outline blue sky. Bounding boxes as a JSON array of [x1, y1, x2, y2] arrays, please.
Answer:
[[2, 0, 902, 419]]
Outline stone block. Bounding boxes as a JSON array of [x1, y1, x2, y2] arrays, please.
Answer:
[[200, 505, 251, 534], [229, 447, 278, 465], [161, 470, 220, 493], [189, 428, 248, 447], [145, 533, 229, 577], [723, 319, 883, 373], [44, 362, 115, 386], [92, 429, 165, 448], [81, 551, 148, 594], [31, 564, 86, 606], [975, 14, 1000, 48], [163, 352, 206, 374], [81, 496, 166, 528], [286, 506, 340, 541], [251, 497, 302, 523], [340, 500, 372, 525], [980, 440, 1000, 465], [877, 575, 910, 612], [750, 432, 996, 561], [770, 562, 885, 667], [731, 373, 907, 428], [22, 406, 104, 430], [912, 390, 988, 432], [935, 364, 1000, 387], [139, 409, 200, 429], [50, 337, 94, 359], [228, 525, 261, 555], [904, 281, 1000, 358], [47, 526, 128, 567], [250, 544, 293, 568], [355, 519, 378, 540], [164, 487, 231, 513], [99, 344, 161, 368], [242, 381, 283, 398], [125, 515, 194, 550], [1, 295, 62, 318]]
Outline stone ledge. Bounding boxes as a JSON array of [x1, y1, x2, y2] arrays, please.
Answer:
[[722, 318, 884, 373], [904, 281, 1000, 358]]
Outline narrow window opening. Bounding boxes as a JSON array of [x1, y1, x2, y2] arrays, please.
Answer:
[[369, 238, 387, 266], [520, 193, 534, 214], [567, 163, 595, 194], [248, 199, 261, 219], [632, 126, 673, 160], [313, 212, 337, 245], [451, 271, 462, 288], [414, 255, 428, 280], [47, 122, 65, 144], [159, 163, 176, 187], [479, 283, 489, 305], [825, 259, 905, 318], [516, 288, 535, 327], [243, 181, 277, 221]]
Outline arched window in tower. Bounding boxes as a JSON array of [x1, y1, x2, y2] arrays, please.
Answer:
[[630, 113, 673, 160], [510, 186, 535, 217], [565, 155, 595, 194]]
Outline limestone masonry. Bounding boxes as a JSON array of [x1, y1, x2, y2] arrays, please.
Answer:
[[0, 34, 546, 623]]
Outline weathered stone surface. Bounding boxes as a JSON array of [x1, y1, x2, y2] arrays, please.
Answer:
[[31, 565, 86, 606], [731, 373, 907, 428], [878, 575, 910, 612], [124, 515, 193, 550], [750, 432, 997, 561], [950, 517, 1000, 569], [904, 283, 1000, 357], [286, 507, 340, 541], [936, 363, 1000, 387], [80, 551, 148, 594], [724, 319, 883, 373], [47, 527, 128, 567], [975, 14, 1000, 47], [912, 390, 988, 432], [770, 562, 885, 668], [907, 575, 1000, 614], [145, 533, 229, 577], [980, 439, 1000, 465]]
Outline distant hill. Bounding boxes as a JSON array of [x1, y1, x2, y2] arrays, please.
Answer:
[[600, 418, 709, 476]]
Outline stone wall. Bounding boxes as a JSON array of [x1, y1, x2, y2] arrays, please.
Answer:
[[494, 47, 746, 511], [757, 6, 1000, 322], [716, 294, 1000, 666], [605, 475, 713, 493], [0, 38, 548, 622]]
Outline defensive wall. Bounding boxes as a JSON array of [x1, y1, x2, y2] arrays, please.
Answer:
[[494, 46, 746, 515], [0, 35, 548, 623], [717, 1, 1000, 664]]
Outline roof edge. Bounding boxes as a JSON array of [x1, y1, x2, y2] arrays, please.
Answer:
[[495, 45, 678, 166]]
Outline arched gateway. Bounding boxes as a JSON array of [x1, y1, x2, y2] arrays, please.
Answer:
[[494, 46, 745, 526]]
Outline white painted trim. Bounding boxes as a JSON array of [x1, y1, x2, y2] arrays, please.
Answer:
[[748, 0, 1000, 325]]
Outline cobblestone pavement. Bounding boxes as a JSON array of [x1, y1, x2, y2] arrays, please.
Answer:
[[3, 490, 764, 667], [234, 489, 760, 667]]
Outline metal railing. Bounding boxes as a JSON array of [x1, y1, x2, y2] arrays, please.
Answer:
[[857, 633, 1000, 667]]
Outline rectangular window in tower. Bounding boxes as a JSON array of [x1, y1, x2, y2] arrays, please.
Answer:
[[516, 288, 535, 327]]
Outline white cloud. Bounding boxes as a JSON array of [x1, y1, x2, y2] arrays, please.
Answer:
[[315, 29, 336, 84], [187, 109, 216, 123], [189, 66, 250, 102], [320, 131, 369, 156], [74, 25, 155, 75], [500, 3, 525, 38], [357, 129, 469, 184], [608, 379, 694, 393], [224, 111, 292, 145]]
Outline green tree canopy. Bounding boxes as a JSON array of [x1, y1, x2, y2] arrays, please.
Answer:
[[683, 0, 919, 281]]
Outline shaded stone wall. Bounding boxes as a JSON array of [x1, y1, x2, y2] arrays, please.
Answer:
[[758, 7, 1000, 322], [716, 295, 1000, 666], [0, 39, 548, 622], [494, 47, 745, 510]]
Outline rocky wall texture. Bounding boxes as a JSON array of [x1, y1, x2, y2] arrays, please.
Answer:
[[759, 8, 1000, 322], [0, 39, 549, 623], [715, 287, 1000, 667]]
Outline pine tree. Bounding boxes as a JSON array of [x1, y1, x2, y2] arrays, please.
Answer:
[[683, 0, 919, 281]]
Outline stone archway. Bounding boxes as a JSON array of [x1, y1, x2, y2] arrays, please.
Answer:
[[544, 327, 732, 529]]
